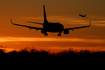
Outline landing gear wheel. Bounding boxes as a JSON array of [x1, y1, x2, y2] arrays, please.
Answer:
[[57, 34, 61, 36]]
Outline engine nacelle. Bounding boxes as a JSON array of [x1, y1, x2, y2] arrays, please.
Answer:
[[64, 30, 69, 34]]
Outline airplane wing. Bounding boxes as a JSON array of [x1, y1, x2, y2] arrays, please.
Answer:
[[64, 20, 91, 31], [26, 21, 43, 25], [10, 18, 43, 30]]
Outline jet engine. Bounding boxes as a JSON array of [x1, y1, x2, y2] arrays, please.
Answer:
[[64, 30, 69, 34]]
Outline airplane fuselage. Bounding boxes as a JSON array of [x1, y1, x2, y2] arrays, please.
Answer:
[[43, 22, 64, 33]]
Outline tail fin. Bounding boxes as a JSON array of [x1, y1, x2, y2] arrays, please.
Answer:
[[43, 5, 48, 23]]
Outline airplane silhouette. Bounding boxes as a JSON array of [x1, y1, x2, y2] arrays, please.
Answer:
[[10, 5, 91, 36], [79, 13, 87, 17]]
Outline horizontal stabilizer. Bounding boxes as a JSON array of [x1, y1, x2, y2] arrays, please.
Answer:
[[26, 21, 43, 25]]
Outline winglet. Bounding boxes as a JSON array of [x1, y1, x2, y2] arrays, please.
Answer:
[[79, 13, 81, 16], [10, 18, 13, 24], [89, 20, 91, 26]]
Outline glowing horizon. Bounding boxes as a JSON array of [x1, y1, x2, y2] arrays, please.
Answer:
[[0, 0, 105, 53], [0, 37, 104, 43]]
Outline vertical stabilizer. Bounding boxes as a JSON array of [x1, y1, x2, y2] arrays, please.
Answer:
[[43, 5, 48, 23]]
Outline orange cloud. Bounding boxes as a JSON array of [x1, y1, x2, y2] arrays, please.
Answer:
[[0, 37, 104, 44]]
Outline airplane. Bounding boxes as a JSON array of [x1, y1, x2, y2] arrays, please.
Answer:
[[10, 5, 91, 36], [79, 13, 87, 17]]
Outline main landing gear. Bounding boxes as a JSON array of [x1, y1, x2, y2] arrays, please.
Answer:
[[43, 32, 62, 36], [57, 32, 61, 36], [57, 34, 61, 36], [44, 33, 48, 36]]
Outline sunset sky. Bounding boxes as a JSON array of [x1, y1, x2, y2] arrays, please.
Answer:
[[0, 0, 105, 53]]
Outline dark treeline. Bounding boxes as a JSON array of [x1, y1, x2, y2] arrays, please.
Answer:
[[0, 49, 104, 68], [1, 49, 105, 59]]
